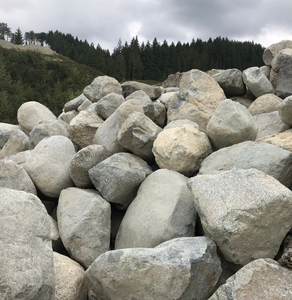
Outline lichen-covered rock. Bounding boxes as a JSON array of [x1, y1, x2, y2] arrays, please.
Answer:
[[115, 169, 196, 249], [85, 237, 222, 300]]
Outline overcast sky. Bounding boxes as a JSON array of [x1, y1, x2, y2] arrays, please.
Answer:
[[2, 0, 292, 52]]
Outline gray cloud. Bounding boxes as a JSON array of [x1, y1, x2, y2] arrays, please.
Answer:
[[2, 0, 292, 51]]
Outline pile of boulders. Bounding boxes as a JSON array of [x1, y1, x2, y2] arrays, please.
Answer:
[[2, 40, 292, 300]]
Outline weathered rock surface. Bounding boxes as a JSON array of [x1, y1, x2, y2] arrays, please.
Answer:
[[257, 129, 292, 151], [57, 187, 111, 268], [64, 94, 90, 112], [69, 110, 103, 148], [248, 93, 282, 115], [0, 159, 37, 194], [93, 99, 144, 154], [152, 100, 166, 127], [206, 99, 258, 149], [121, 81, 162, 100], [54, 252, 87, 300], [179, 69, 226, 119], [83, 75, 123, 102], [117, 111, 162, 162], [115, 169, 196, 249], [161, 71, 184, 88], [164, 119, 199, 130], [95, 93, 125, 119], [242, 67, 274, 97], [167, 100, 210, 133], [0, 188, 55, 300], [153, 124, 212, 176], [17, 101, 56, 134], [279, 95, 292, 125], [29, 118, 69, 147], [0, 129, 31, 159], [254, 111, 289, 139], [89, 152, 152, 209], [24, 135, 75, 198], [211, 68, 246, 97], [230, 96, 253, 108], [58, 110, 79, 124], [276, 55, 292, 98], [271, 48, 292, 72], [262, 40, 292, 66], [70, 145, 111, 188], [199, 141, 292, 187], [85, 237, 222, 300], [209, 258, 292, 300], [158, 91, 180, 109], [0, 123, 19, 148], [126, 90, 155, 120], [188, 168, 292, 266]]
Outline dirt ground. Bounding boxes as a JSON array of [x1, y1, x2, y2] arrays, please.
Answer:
[[0, 39, 56, 55]]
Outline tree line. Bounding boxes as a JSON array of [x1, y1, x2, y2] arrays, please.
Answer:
[[0, 22, 265, 83]]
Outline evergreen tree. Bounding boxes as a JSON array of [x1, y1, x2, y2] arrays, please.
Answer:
[[0, 23, 11, 40], [12, 28, 24, 45]]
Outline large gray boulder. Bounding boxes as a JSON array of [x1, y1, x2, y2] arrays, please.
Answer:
[[89, 152, 152, 209], [95, 93, 125, 119], [242, 67, 274, 97], [17, 101, 56, 134], [153, 124, 212, 176], [24, 136, 75, 198], [0, 129, 31, 159], [69, 110, 104, 148], [57, 187, 111, 268], [126, 90, 155, 120], [188, 168, 292, 266], [93, 99, 144, 154], [248, 93, 282, 116], [0, 159, 37, 194], [64, 94, 90, 112], [279, 95, 292, 125], [254, 111, 289, 139], [54, 252, 87, 300], [206, 99, 257, 149], [117, 111, 162, 163], [0, 188, 55, 300], [85, 237, 222, 300], [115, 169, 196, 249], [179, 69, 226, 121], [152, 100, 166, 127], [70, 145, 111, 188], [167, 100, 210, 133], [276, 55, 292, 98], [211, 68, 246, 97], [159, 91, 180, 109], [262, 40, 292, 66], [271, 48, 292, 72], [199, 141, 292, 187], [29, 118, 69, 147], [209, 258, 292, 300], [83, 75, 123, 102], [0, 122, 19, 148], [121, 81, 162, 100]]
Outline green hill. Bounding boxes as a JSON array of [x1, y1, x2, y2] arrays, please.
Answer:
[[0, 42, 103, 124]]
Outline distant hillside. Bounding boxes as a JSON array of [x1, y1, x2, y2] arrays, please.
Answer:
[[0, 42, 103, 124]]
